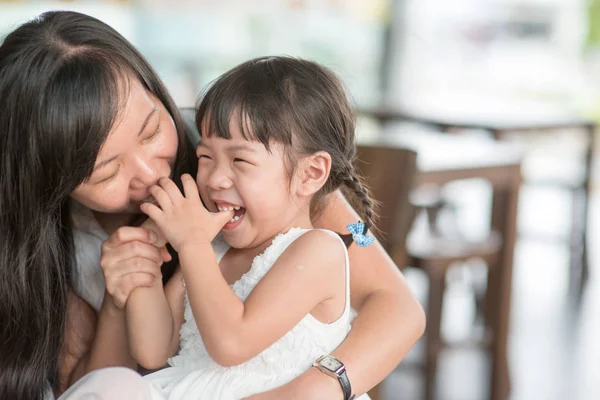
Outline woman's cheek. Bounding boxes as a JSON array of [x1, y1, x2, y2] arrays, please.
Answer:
[[161, 119, 179, 156], [98, 180, 133, 210]]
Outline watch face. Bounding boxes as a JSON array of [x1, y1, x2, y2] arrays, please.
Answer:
[[321, 356, 343, 371]]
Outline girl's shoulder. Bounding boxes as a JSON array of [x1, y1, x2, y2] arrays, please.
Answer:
[[281, 228, 347, 266]]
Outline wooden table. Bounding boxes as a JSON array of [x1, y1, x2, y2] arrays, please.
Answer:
[[359, 131, 522, 400], [359, 104, 594, 295]]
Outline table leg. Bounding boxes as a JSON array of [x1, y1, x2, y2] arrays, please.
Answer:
[[572, 124, 595, 297], [486, 171, 520, 400]]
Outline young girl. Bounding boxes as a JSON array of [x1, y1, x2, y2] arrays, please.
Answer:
[[126, 56, 377, 400]]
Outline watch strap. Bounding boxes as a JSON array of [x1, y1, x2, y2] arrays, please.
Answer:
[[313, 355, 355, 400], [337, 367, 354, 400]]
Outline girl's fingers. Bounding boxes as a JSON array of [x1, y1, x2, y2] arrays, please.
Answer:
[[158, 177, 184, 202], [212, 209, 235, 228], [160, 246, 172, 262], [140, 202, 164, 224], [149, 184, 172, 212], [181, 174, 201, 202]]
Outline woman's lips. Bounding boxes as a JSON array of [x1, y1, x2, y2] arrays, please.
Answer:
[[140, 195, 158, 205]]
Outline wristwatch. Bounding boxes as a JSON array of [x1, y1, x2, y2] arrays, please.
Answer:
[[313, 355, 355, 400]]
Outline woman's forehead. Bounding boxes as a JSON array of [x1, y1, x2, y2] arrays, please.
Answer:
[[108, 79, 156, 136], [96, 80, 158, 163]]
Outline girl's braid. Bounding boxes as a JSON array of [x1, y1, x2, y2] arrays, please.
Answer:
[[337, 160, 378, 247]]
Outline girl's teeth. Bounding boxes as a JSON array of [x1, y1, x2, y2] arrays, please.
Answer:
[[234, 206, 240, 210], [229, 216, 240, 223]]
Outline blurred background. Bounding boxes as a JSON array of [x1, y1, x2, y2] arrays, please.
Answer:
[[1, 1, 599, 399]]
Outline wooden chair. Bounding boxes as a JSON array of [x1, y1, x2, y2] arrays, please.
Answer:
[[407, 186, 502, 400], [354, 145, 418, 400], [354, 144, 418, 259], [355, 144, 503, 400]]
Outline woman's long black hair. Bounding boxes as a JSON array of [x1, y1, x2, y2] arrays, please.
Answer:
[[0, 11, 195, 399]]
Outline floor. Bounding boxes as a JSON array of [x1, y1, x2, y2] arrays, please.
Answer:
[[379, 146, 600, 400]]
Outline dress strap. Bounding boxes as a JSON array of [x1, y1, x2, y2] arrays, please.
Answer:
[[316, 229, 352, 318]]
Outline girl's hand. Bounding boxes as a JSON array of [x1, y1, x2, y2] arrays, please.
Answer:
[[140, 175, 234, 251], [100, 226, 170, 309]]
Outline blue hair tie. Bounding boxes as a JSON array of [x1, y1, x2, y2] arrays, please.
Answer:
[[346, 221, 374, 247]]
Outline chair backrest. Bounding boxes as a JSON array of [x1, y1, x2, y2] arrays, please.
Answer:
[[354, 144, 418, 268]]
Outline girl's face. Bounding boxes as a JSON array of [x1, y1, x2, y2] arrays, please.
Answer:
[[196, 115, 306, 249], [71, 78, 178, 214]]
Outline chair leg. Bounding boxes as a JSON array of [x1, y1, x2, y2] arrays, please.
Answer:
[[569, 187, 589, 300], [425, 267, 447, 400]]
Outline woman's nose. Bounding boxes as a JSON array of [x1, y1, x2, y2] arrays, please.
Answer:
[[130, 152, 165, 188]]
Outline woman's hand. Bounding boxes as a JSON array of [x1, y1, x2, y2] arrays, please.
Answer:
[[100, 225, 170, 309], [140, 175, 233, 251]]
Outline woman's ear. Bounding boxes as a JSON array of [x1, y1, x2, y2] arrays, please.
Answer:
[[294, 151, 332, 198]]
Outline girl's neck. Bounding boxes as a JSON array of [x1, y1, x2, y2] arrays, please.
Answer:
[[92, 211, 139, 235], [245, 211, 313, 256]]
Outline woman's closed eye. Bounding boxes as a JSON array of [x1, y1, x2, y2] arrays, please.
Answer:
[[142, 123, 161, 143], [95, 167, 120, 184]]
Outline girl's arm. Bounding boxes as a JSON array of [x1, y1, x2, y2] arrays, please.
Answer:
[[179, 229, 346, 367], [247, 190, 426, 399], [126, 282, 175, 369], [126, 223, 187, 370]]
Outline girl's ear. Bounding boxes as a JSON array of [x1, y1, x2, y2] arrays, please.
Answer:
[[294, 151, 332, 198]]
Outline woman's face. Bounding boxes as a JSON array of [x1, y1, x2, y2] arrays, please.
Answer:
[[71, 78, 178, 214]]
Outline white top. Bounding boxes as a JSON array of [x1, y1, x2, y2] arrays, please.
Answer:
[[71, 200, 110, 312], [145, 228, 367, 400]]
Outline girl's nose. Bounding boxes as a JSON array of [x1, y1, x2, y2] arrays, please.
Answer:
[[206, 165, 234, 191]]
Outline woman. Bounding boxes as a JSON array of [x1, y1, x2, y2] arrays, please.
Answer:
[[0, 11, 425, 400]]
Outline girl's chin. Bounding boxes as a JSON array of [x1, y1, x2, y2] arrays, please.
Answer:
[[221, 231, 250, 249]]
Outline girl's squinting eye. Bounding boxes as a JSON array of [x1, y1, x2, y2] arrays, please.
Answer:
[[233, 158, 247, 163], [198, 155, 212, 160]]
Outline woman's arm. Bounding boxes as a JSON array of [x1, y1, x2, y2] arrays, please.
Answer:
[[247, 190, 426, 399], [60, 291, 138, 392], [61, 227, 166, 389], [57, 292, 97, 394]]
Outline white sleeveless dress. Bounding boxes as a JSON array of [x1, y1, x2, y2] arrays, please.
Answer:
[[145, 228, 367, 399]]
